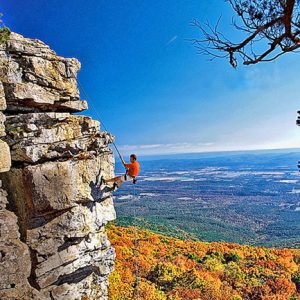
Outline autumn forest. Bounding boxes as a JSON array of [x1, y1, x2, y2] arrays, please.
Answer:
[[108, 225, 300, 300]]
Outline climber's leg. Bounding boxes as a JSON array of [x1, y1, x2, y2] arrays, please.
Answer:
[[111, 178, 124, 191], [116, 178, 124, 187], [103, 176, 122, 184]]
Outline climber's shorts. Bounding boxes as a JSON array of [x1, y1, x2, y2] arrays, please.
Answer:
[[121, 173, 135, 182]]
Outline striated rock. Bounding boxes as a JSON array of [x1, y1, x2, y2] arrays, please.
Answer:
[[2, 155, 115, 234], [1, 153, 116, 299], [0, 32, 117, 299], [44, 273, 112, 300], [0, 140, 11, 172], [0, 32, 87, 112], [0, 34, 41, 299], [0, 82, 6, 110], [0, 112, 5, 136], [0, 84, 11, 172], [4, 112, 114, 163], [0, 184, 44, 300]]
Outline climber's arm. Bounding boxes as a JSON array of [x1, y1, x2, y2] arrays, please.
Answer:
[[124, 163, 131, 169]]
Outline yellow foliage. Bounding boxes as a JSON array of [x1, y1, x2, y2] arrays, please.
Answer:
[[108, 225, 300, 300]]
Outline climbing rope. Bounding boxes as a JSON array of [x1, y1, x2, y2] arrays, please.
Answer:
[[72, 69, 140, 297], [74, 72, 124, 161]]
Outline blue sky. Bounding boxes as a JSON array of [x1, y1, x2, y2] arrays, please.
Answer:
[[2, 0, 300, 155]]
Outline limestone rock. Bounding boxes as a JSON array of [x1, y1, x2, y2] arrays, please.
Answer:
[[0, 32, 116, 300], [0, 185, 45, 300], [43, 273, 112, 300], [4, 112, 114, 163], [2, 155, 115, 228], [0, 32, 87, 112], [0, 112, 5, 136], [1, 154, 116, 298], [0, 82, 6, 110], [0, 140, 11, 172], [1, 147, 116, 299]]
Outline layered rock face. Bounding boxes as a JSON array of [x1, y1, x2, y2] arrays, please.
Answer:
[[0, 33, 116, 299], [0, 40, 39, 299], [0, 86, 10, 172]]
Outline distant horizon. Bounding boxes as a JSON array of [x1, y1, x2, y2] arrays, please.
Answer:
[[115, 146, 300, 159], [116, 139, 300, 157]]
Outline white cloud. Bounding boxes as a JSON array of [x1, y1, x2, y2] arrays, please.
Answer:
[[140, 144, 162, 149], [116, 139, 300, 156], [117, 142, 216, 155]]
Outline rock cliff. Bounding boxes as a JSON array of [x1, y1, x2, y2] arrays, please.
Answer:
[[0, 32, 116, 299]]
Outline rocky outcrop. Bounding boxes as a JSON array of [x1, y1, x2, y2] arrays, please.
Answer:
[[0, 47, 38, 299], [0, 33, 116, 299], [0, 185, 42, 300], [0, 33, 87, 112], [0, 93, 10, 172]]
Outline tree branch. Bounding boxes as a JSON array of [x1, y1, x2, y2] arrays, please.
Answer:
[[193, 0, 300, 67]]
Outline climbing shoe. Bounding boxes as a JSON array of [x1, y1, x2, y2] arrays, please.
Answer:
[[112, 182, 119, 192], [100, 176, 105, 186]]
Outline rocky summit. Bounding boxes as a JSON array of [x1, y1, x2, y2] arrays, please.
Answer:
[[0, 32, 116, 300]]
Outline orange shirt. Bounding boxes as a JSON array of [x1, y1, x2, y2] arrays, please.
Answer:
[[124, 161, 140, 177]]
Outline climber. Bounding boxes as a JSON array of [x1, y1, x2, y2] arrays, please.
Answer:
[[101, 153, 140, 191]]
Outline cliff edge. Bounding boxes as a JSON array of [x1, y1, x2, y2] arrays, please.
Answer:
[[0, 32, 116, 300]]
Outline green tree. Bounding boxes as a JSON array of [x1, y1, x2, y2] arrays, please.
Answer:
[[0, 13, 10, 44], [224, 252, 241, 263]]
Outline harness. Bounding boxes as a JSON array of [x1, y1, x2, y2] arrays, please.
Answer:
[[125, 169, 137, 184]]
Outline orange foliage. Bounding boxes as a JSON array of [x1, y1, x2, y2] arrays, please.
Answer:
[[108, 225, 300, 300]]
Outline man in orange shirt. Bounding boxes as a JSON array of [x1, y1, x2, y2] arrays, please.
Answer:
[[102, 154, 140, 190]]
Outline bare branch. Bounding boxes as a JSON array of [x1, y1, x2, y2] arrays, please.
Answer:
[[193, 0, 300, 67]]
